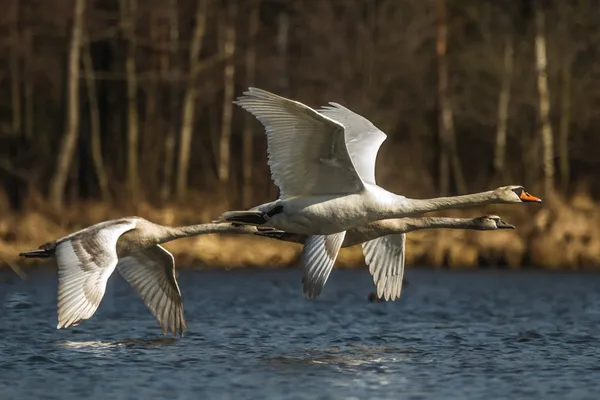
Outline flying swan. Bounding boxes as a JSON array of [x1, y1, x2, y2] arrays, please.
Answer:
[[19, 218, 281, 336], [256, 215, 515, 299], [216, 87, 542, 300]]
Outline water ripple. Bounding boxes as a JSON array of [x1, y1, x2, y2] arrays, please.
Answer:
[[1, 268, 600, 399]]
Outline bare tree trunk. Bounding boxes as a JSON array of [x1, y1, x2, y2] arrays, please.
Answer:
[[436, 0, 466, 195], [360, 0, 376, 112], [49, 0, 85, 209], [436, 0, 452, 196], [217, 1, 237, 184], [23, 27, 33, 139], [242, 2, 259, 208], [176, 0, 208, 200], [534, 5, 555, 196], [9, 0, 21, 137], [494, 35, 514, 176], [559, 62, 571, 193], [83, 41, 111, 202], [161, 0, 179, 201], [120, 0, 140, 201], [143, 12, 160, 198], [436, 0, 451, 195], [449, 129, 467, 193], [276, 2, 289, 96]]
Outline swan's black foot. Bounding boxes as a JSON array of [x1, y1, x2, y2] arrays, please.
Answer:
[[217, 205, 284, 226], [19, 248, 52, 259], [253, 226, 287, 239], [256, 226, 284, 233], [222, 211, 269, 225]]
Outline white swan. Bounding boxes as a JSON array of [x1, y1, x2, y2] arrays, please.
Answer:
[[216, 87, 541, 299], [19, 218, 281, 336], [255, 215, 515, 299]]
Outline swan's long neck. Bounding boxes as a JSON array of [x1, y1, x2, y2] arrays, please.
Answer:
[[399, 217, 484, 232], [363, 217, 484, 235], [385, 190, 498, 218], [159, 223, 253, 244]]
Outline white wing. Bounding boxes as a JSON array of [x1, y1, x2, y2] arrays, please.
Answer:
[[301, 232, 346, 299], [320, 102, 406, 300], [55, 221, 136, 329], [318, 102, 387, 185], [235, 87, 364, 199], [362, 233, 406, 301], [117, 245, 186, 336]]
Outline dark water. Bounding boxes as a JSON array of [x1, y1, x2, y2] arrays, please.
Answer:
[[1, 267, 600, 400]]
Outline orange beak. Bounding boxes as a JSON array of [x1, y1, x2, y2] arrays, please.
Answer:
[[520, 191, 542, 203]]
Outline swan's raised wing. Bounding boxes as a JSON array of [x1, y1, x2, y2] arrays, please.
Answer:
[[235, 88, 364, 199], [116, 245, 186, 336], [55, 221, 136, 329], [362, 233, 406, 301], [318, 102, 387, 185], [301, 232, 346, 299], [320, 103, 405, 300]]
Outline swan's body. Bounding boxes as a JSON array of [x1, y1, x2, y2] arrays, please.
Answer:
[[217, 87, 542, 301], [231, 184, 528, 235], [256, 215, 514, 300], [19, 217, 280, 336]]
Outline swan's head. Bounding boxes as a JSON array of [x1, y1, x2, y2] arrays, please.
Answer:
[[475, 215, 515, 230], [494, 185, 542, 203]]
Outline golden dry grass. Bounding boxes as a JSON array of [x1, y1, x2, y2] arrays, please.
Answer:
[[2, 190, 600, 270]]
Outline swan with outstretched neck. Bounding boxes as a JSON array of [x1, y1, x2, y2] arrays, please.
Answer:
[[19, 218, 282, 336], [255, 215, 516, 300], [216, 87, 542, 301]]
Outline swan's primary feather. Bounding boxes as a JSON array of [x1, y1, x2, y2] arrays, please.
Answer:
[[300, 103, 391, 297], [301, 232, 346, 299], [300, 102, 394, 299], [234, 87, 365, 199], [116, 245, 186, 336], [318, 102, 387, 185], [362, 233, 406, 301], [56, 221, 136, 329], [321, 103, 406, 301]]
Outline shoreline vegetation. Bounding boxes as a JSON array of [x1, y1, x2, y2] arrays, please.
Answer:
[[3, 188, 599, 272]]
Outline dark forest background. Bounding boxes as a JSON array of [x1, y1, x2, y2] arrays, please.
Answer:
[[1, 0, 600, 270]]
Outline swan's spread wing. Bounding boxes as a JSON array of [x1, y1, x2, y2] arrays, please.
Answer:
[[319, 102, 387, 185], [55, 221, 136, 329], [301, 232, 346, 299], [116, 245, 186, 336], [362, 233, 406, 301], [235, 88, 364, 198]]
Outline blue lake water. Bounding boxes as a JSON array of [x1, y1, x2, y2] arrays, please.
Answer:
[[1, 267, 600, 400]]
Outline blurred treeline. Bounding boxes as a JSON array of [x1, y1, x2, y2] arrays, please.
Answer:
[[0, 0, 598, 213]]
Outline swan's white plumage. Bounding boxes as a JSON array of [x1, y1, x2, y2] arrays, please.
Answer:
[[318, 102, 387, 185], [299, 102, 405, 300], [232, 89, 531, 301], [362, 233, 406, 301], [301, 232, 346, 299], [116, 245, 186, 335], [234, 87, 364, 199], [56, 221, 136, 329]]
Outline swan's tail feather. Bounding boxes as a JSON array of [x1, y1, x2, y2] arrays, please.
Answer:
[[19, 248, 53, 259]]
